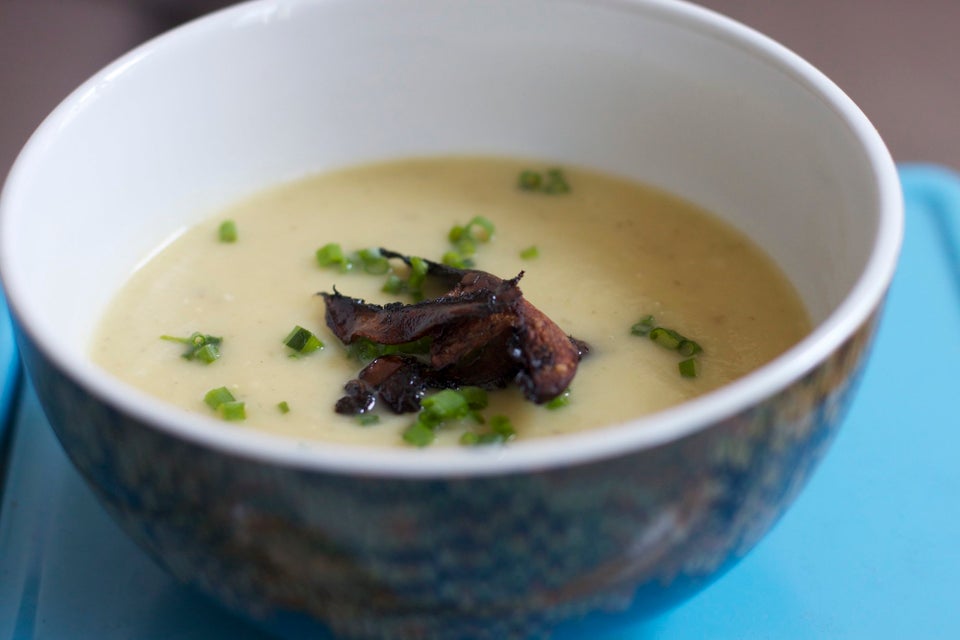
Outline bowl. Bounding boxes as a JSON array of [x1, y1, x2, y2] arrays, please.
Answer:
[[0, 0, 902, 637]]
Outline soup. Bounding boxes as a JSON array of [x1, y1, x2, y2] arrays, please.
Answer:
[[91, 157, 809, 447]]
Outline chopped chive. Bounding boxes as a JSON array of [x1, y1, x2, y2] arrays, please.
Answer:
[[489, 415, 516, 438], [194, 343, 221, 363], [356, 248, 389, 274], [679, 358, 700, 378], [218, 220, 238, 243], [519, 245, 539, 260], [161, 332, 222, 363], [283, 325, 324, 354], [465, 216, 495, 242], [545, 390, 571, 410], [403, 420, 436, 447], [442, 251, 473, 269], [543, 168, 571, 194], [448, 225, 466, 243], [218, 400, 246, 421], [460, 415, 516, 447], [406, 256, 429, 300], [382, 273, 406, 294], [649, 327, 683, 350], [421, 389, 470, 421], [518, 167, 571, 194], [460, 386, 489, 410], [630, 315, 656, 337], [277, 401, 291, 414], [356, 413, 380, 426], [204, 386, 236, 410], [447, 217, 495, 268], [678, 339, 703, 357], [316, 242, 355, 271], [518, 170, 543, 191]]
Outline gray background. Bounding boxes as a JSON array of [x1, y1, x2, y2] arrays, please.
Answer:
[[2, 0, 958, 179]]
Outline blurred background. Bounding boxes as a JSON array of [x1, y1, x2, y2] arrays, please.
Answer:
[[2, 0, 959, 182]]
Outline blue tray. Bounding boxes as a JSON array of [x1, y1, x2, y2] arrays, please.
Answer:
[[1, 165, 958, 638]]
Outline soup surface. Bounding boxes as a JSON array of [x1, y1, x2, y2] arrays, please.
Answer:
[[91, 157, 810, 446]]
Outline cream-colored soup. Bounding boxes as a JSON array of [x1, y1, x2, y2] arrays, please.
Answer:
[[91, 157, 809, 446]]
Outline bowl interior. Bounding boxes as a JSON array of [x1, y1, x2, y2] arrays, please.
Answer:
[[0, 0, 900, 470]]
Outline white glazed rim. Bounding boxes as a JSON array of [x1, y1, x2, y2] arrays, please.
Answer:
[[0, 0, 902, 478]]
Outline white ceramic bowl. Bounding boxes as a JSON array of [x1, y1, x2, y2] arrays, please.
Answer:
[[0, 1, 901, 637]]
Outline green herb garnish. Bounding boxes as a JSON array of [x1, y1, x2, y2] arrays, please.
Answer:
[[517, 168, 571, 195], [630, 315, 656, 337], [218, 220, 238, 243], [316, 242, 351, 270], [518, 170, 543, 191], [204, 386, 245, 420], [461, 414, 517, 446], [519, 245, 540, 260], [283, 325, 324, 354], [545, 390, 571, 410], [649, 327, 684, 350], [401, 388, 487, 447], [161, 332, 223, 363], [356, 413, 380, 426], [445, 216, 496, 268], [277, 401, 291, 414], [679, 358, 700, 378], [632, 316, 703, 378]]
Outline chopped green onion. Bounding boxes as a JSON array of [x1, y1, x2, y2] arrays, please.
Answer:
[[316, 242, 355, 271], [421, 389, 470, 421], [464, 216, 495, 242], [218, 400, 246, 421], [649, 327, 683, 350], [442, 251, 473, 269], [489, 415, 516, 438], [460, 386, 489, 410], [633, 317, 705, 378], [204, 386, 245, 420], [204, 386, 236, 410], [402, 420, 436, 447], [218, 220, 238, 243], [356, 413, 380, 426], [193, 343, 220, 363], [679, 358, 700, 378], [518, 168, 571, 195], [356, 248, 389, 274], [678, 339, 703, 357], [519, 245, 539, 260], [460, 415, 517, 446], [283, 325, 324, 354], [446, 217, 495, 268], [382, 274, 406, 294], [402, 387, 498, 447], [543, 168, 571, 194], [161, 332, 222, 363], [518, 170, 543, 191], [545, 390, 571, 410], [630, 315, 656, 337], [277, 401, 290, 414]]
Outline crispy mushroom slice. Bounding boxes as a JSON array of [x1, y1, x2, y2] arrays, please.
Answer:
[[322, 250, 589, 412]]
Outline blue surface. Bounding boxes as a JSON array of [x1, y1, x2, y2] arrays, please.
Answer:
[[0, 291, 20, 438], [0, 164, 957, 638]]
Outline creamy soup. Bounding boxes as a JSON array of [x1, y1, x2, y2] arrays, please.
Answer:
[[91, 157, 810, 447]]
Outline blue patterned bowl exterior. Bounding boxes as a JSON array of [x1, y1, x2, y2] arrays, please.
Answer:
[[15, 305, 881, 639]]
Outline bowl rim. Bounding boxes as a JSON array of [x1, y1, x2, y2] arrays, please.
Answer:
[[0, 0, 903, 478]]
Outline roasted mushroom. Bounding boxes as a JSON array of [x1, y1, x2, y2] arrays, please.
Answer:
[[322, 251, 588, 415]]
